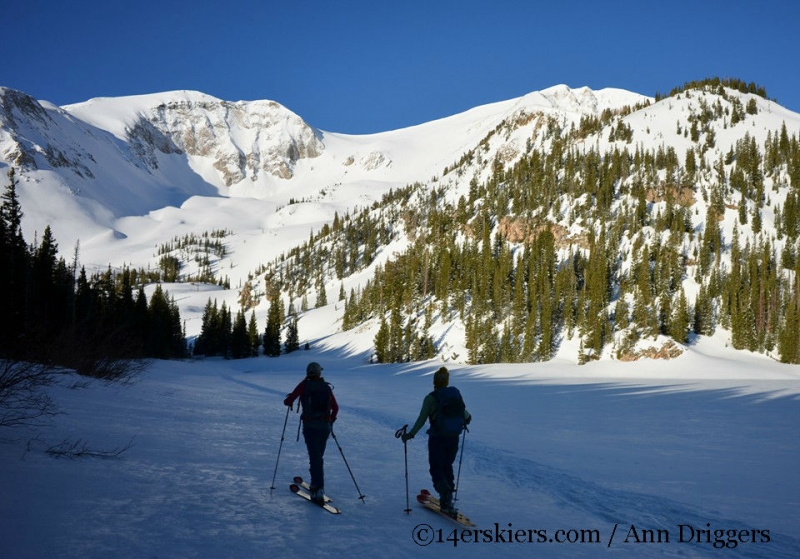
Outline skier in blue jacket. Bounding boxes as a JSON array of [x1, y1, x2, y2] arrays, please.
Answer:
[[402, 366, 471, 515]]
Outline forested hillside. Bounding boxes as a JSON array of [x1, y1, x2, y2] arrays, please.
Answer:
[[0, 168, 187, 371], [251, 78, 800, 364]]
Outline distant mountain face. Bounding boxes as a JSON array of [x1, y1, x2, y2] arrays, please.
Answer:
[[0, 88, 324, 179], [0, 85, 649, 205], [3, 81, 800, 364], [0, 87, 97, 177], [0, 84, 653, 251], [66, 92, 324, 184], [0, 89, 327, 218], [9, 82, 799, 225], [2, 81, 799, 277]]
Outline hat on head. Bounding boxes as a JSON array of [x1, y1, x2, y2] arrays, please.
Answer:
[[433, 366, 449, 389], [306, 362, 323, 378]]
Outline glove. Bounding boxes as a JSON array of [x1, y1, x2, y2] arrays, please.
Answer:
[[401, 433, 414, 443], [465, 415, 471, 425], [283, 396, 293, 407]]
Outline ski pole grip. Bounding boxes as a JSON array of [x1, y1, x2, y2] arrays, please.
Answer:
[[394, 424, 408, 439]]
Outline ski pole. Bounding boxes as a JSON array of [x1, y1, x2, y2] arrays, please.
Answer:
[[454, 424, 468, 502], [294, 399, 302, 442], [270, 404, 291, 493], [330, 425, 366, 502], [394, 424, 411, 514]]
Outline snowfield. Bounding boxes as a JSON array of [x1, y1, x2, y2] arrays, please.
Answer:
[[2, 341, 799, 559], [2, 83, 800, 558]]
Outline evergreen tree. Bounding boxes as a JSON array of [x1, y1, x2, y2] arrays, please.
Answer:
[[1, 169, 24, 246], [315, 277, 328, 308], [0, 168, 192, 369], [146, 285, 185, 359], [132, 287, 149, 351], [778, 281, 800, 363], [615, 296, 630, 331], [700, 206, 722, 274], [693, 283, 714, 336], [499, 323, 514, 363], [1, 168, 27, 353], [389, 306, 405, 362], [247, 311, 260, 357], [658, 293, 672, 336], [194, 299, 216, 356], [219, 302, 232, 356], [374, 315, 389, 363], [230, 310, 249, 359], [169, 294, 187, 358], [670, 289, 691, 343], [264, 297, 282, 357], [30, 225, 61, 338], [284, 315, 299, 354]]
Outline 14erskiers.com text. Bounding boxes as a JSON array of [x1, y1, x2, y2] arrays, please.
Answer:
[[413, 521, 771, 549]]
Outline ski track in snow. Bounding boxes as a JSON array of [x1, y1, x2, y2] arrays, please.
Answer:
[[465, 442, 799, 558], [337, 387, 800, 557], [2, 359, 799, 559], [220, 369, 800, 558]]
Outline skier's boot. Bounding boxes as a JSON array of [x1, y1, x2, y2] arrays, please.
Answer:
[[310, 486, 325, 505], [436, 481, 457, 517]]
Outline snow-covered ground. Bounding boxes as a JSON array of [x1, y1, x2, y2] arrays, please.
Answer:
[[3, 84, 800, 558], [2, 343, 799, 559]]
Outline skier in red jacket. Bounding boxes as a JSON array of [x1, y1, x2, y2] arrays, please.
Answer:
[[284, 362, 338, 504]]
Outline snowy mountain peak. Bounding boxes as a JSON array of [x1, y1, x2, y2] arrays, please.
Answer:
[[3, 80, 800, 366], [65, 91, 324, 185], [538, 84, 605, 113], [0, 87, 97, 177], [509, 84, 651, 116], [0, 87, 49, 127]]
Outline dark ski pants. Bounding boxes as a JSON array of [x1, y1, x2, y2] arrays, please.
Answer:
[[303, 421, 331, 490], [428, 434, 459, 495]]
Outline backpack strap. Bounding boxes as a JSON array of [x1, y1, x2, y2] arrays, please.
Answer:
[[428, 388, 447, 429]]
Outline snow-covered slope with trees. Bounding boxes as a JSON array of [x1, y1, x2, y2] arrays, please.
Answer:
[[2, 79, 800, 559], [2, 79, 800, 365]]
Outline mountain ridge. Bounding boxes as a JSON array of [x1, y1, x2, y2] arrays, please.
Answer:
[[2, 80, 800, 364], [0, 83, 653, 256]]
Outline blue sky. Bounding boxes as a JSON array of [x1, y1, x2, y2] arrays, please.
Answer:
[[6, 0, 799, 134]]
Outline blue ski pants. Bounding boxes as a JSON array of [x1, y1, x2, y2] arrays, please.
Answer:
[[303, 421, 331, 489], [428, 434, 459, 494]]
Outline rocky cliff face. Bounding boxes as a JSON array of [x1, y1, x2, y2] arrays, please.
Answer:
[[0, 88, 96, 178], [137, 97, 324, 184], [0, 87, 324, 190]]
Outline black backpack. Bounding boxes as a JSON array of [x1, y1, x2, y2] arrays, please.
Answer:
[[431, 386, 466, 436], [301, 378, 332, 421]]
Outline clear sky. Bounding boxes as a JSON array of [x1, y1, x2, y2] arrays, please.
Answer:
[[5, 0, 799, 134]]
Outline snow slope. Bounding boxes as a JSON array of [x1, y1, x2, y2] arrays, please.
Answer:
[[6, 84, 800, 365], [1, 331, 799, 558], [2, 83, 800, 558], [2, 84, 652, 280]]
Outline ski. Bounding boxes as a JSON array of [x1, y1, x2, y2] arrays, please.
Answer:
[[292, 476, 333, 503], [290, 483, 341, 514], [417, 489, 474, 526]]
